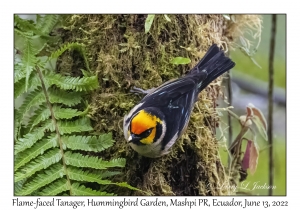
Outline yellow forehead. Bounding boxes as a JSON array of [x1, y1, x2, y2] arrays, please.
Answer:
[[131, 110, 161, 135]]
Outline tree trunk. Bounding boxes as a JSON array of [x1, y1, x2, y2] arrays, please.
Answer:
[[57, 14, 260, 196]]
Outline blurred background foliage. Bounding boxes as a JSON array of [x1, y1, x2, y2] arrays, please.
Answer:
[[219, 14, 286, 195]]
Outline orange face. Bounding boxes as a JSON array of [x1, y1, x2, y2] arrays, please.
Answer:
[[130, 110, 162, 144]]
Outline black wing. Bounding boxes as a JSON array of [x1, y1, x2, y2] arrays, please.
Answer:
[[138, 72, 208, 148]]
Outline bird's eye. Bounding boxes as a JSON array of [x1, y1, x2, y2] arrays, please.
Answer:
[[143, 128, 153, 137]]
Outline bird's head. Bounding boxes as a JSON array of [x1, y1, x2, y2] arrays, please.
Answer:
[[127, 108, 164, 145]]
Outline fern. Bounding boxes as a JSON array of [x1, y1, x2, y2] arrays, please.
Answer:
[[45, 71, 98, 91], [50, 42, 90, 72], [14, 15, 138, 196], [61, 134, 114, 152], [38, 178, 69, 196], [35, 15, 59, 35], [14, 73, 41, 98], [48, 89, 83, 106]]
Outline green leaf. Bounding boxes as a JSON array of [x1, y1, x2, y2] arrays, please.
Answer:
[[71, 183, 113, 196], [15, 148, 62, 182], [64, 152, 126, 169], [68, 166, 109, 183], [15, 134, 58, 171], [15, 87, 46, 125], [61, 133, 114, 152], [50, 42, 84, 59], [15, 163, 64, 195], [145, 15, 155, 33], [27, 104, 51, 131], [14, 63, 26, 83], [164, 15, 171, 22], [50, 42, 91, 72], [14, 15, 41, 36], [15, 120, 54, 155], [45, 71, 99, 92], [35, 15, 59, 35], [96, 170, 122, 179], [22, 37, 39, 92], [114, 182, 141, 191], [38, 178, 69, 196], [14, 74, 41, 99], [170, 57, 191, 65], [57, 117, 93, 135], [53, 105, 86, 119], [68, 167, 139, 191], [48, 89, 83, 106], [14, 179, 26, 195]]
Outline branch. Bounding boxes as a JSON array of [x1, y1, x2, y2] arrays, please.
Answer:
[[268, 14, 277, 196]]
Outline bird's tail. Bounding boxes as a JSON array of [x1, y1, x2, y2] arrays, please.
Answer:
[[190, 44, 235, 92]]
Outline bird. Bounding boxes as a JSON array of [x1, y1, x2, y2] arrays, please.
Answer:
[[123, 44, 235, 158]]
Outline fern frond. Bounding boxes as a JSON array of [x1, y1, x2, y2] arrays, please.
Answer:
[[57, 117, 93, 135], [14, 16, 134, 195], [68, 166, 107, 183], [61, 133, 114, 152], [113, 182, 141, 191], [71, 183, 113, 196], [50, 42, 84, 59], [50, 42, 90, 72], [64, 152, 126, 169], [45, 71, 99, 92], [14, 63, 26, 83], [27, 104, 50, 131], [35, 15, 59, 35], [14, 28, 34, 38], [15, 148, 62, 182], [14, 73, 41, 99], [15, 134, 58, 171], [68, 167, 139, 192], [14, 179, 26, 195], [95, 170, 122, 179], [15, 163, 64, 195], [15, 88, 46, 125], [22, 37, 39, 92], [14, 113, 19, 141], [15, 120, 54, 155], [53, 105, 87, 119], [38, 178, 69, 196], [48, 89, 83, 106], [14, 15, 40, 35]]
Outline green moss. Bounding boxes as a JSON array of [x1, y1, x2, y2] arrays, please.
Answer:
[[57, 14, 262, 196]]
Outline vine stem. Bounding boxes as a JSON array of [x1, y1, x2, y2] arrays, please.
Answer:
[[227, 70, 233, 168], [36, 67, 72, 195], [268, 14, 277, 196]]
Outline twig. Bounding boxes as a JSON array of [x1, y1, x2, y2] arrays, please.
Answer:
[[268, 14, 277, 196], [227, 71, 233, 167]]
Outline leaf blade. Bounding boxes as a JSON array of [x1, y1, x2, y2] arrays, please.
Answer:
[[170, 57, 191, 65], [145, 15, 155, 34]]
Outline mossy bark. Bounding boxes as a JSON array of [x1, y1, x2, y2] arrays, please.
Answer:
[[56, 14, 258, 196]]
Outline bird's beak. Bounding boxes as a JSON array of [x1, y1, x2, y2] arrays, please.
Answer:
[[128, 134, 141, 143], [128, 135, 133, 143]]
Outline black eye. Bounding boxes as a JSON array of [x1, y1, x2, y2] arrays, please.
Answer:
[[141, 128, 153, 138]]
